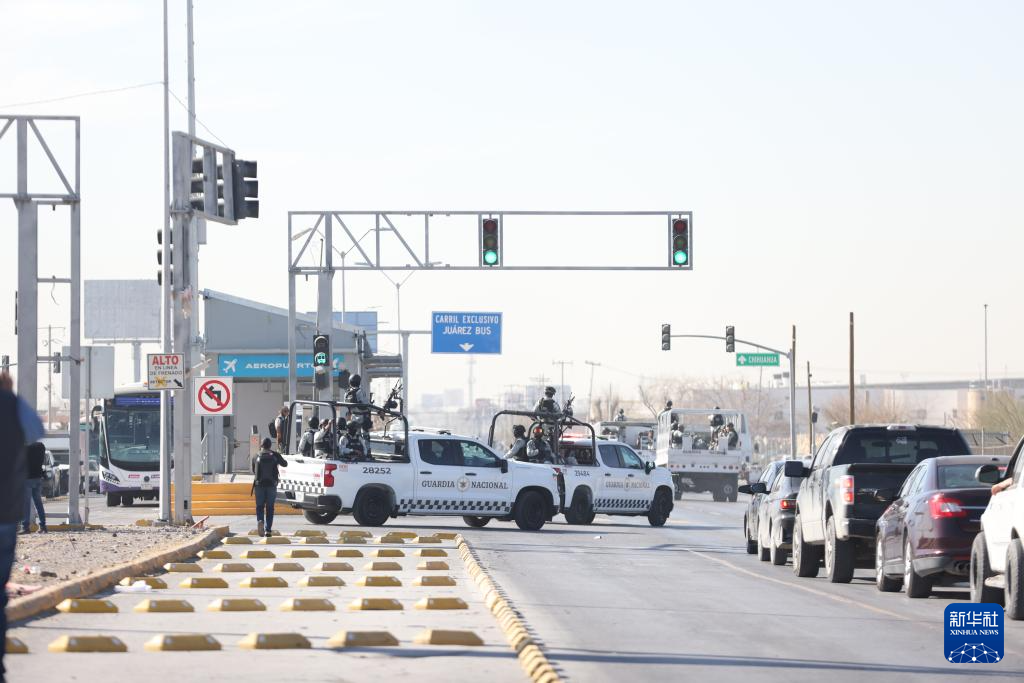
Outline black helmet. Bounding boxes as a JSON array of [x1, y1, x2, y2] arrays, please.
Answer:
[[513, 425, 526, 437], [544, 386, 556, 396], [347, 421, 359, 433], [308, 416, 319, 429], [350, 374, 362, 387]]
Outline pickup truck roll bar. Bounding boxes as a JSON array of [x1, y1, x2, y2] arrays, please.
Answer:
[[285, 400, 410, 455], [487, 409, 598, 463]]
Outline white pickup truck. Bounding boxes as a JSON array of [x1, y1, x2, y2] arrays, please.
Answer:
[[277, 401, 560, 531], [487, 411, 675, 526], [972, 439, 1024, 619]]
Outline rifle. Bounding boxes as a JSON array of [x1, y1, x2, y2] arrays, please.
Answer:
[[381, 381, 403, 414], [562, 394, 576, 417]]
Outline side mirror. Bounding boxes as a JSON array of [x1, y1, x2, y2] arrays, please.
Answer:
[[784, 460, 808, 478], [645, 462, 655, 475], [750, 482, 768, 494], [738, 484, 753, 495], [500, 458, 509, 474], [976, 464, 1001, 485]]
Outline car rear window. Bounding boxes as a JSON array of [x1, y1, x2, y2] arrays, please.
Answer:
[[938, 464, 1005, 489], [835, 430, 967, 466]]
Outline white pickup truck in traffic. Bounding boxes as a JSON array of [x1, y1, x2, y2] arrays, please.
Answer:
[[277, 401, 560, 530]]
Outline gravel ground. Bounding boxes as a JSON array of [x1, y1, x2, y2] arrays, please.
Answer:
[[11, 526, 205, 588]]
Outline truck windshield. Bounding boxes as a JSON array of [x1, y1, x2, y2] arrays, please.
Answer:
[[836, 429, 967, 466]]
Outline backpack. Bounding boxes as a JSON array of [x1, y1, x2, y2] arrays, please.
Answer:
[[300, 430, 314, 457], [267, 421, 277, 439], [255, 451, 278, 486]]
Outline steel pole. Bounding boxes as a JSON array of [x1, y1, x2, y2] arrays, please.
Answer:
[[849, 312, 855, 425], [316, 214, 334, 401], [186, 0, 196, 138], [401, 332, 409, 410], [171, 134, 193, 524], [15, 120, 37, 412], [47, 326, 53, 427], [158, 0, 172, 522], [806, 361, 814, 454], [984, 303, 989, 391], [788, 325, 797, 457], [68, 200, 82, 524]]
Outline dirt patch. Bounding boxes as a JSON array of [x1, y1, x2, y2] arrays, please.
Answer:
[[11, 526, 205, 588]]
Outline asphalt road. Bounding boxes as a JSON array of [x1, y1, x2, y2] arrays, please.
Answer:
[[26, 494, 1024, 681]]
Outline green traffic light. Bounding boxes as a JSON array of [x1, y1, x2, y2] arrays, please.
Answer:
[[673, 250, 688, 265], [483, 249, 499, 265]]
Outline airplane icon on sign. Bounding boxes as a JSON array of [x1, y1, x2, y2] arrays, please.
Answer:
[[222, 359, 238, 374]]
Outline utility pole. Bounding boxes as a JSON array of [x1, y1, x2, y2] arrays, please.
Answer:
[[849, 312, 855, 425], [806, 361, 814, 454], [984, 303, 989, 391], [790, 325, 797, 457], [159, 0, 172, 522], [552, 360, 573, 404], [585, 360, 600, 421]]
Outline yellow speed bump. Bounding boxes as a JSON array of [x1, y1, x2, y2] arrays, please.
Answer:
[[260, 536, 291, 545], [413, 575, 457, 587], [356, 575, 401, 587], [56, 598, 117, 614], [414, 630, 483, 646], [239, 549, 276, 559], [133, 599, 194, 613], [285, 549, 319, 559], [417, 561, 450, 571], [264, 562, 304, 572], [197, 549, 231, 560], [293, 529, 327, 537], [239, 576, 289, 588], [384, 531, 418, 539], [348, 598, 403, 611], [329, 549, 363, 558], [339, 530, 372, 538], [434, 532, 459, 540], [311, 562, 353, 572], [298, 575, 345, 587], [5, 637, 28, 654], [375, 535, 406, 544], [144, 634, 221, 651], [179, 577, 229, 589], [279, 598, 335, 612], [207, 598, 266, 612], [327, 631, 399, 648], [48, 635, 127, 653], [371, 548, 405, 558], [237, 633, 311, 650], [301, 537, 326, 545], [364, 561, 402, 571], [415, 549, 448, 557], [415, 535, 443, 544], [119, 576, 167, 589], [163, 562, 203, 573], [415, 597, 468, 610], [224, 536, 253, 545], [249, 529, 282, 536], [212, 562, 255, 573], [337, 536, 367, 544]]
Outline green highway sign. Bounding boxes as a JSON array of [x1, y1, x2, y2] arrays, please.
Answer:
[[736, 352, 780, 367]]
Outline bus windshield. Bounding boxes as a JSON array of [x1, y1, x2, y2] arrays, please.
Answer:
[[103, 394, 161, 471]]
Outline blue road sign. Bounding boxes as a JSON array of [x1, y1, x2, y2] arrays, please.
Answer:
[[218, 353, 345, 378], [431, 312, 502, 354]]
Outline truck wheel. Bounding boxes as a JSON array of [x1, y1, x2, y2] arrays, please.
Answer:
[[792, 516, 821, 578], [723, 481, 738, 503], [825, 517, 854, 583], [303, 510, 337, 525], [970, 532, 1003, 604], [352, 489, 390, 527], [673, 484, 683, 501], [770, 525, 788, 566], [121, 494, 134, 507], [566, 492, 595, 525], [1006, 538, 1024, 620], [514, 491, 547, 531], [712, 490, 725, 502], [903, 537, 932, 598], [647, 489, 672, 527], [462, 516, 491, 528], [875, 532, 901, 592], [106, 493, 120, 507]]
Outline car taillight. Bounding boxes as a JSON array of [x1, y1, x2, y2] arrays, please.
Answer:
[[779, 498, 795, 510], [324, 464, 337, 487], [838, 475, 854, 504], [929, 493, 967, 519]]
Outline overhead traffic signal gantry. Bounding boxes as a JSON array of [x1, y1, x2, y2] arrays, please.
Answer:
[[670, 217, 689, 267], [661, 324, 671, 351], [479, 216, 502, 267]]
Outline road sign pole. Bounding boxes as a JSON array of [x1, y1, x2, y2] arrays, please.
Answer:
[[789, 325, 797, 457]]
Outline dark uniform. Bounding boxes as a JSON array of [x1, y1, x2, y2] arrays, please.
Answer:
[[526, 435, 555, 464], [534, 386, 561, 414]]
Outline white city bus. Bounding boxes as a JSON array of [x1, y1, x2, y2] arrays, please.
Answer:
[[94, 385, 163, 506]]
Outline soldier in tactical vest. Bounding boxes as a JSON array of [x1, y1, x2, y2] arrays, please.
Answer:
[[526, 425, 555, 463], [534, 386, 560, 414], [338, 421, 367, 462], [505, 425, 528, 461]]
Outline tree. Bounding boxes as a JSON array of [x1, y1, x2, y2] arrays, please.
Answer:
[[972, 391, 1024, 441]]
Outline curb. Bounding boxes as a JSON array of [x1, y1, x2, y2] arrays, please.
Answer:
[[455, 534, 563, 683], [6, 525, 230, 623]]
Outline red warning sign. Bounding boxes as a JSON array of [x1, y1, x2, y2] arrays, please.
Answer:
[[194, 377, 233, 416]]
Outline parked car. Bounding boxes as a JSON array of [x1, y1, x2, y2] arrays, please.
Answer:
[[972, 437, 1024, 619], [754, 459, 804, 565], [41, 449, 59, 498], [741, 460, 785, 554], [876, 455, 1006, 598], [788, 424, 971, 583]]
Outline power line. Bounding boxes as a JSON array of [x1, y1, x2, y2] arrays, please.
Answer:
[[0, 81, 163, 110], [166, 88, 227, 146]]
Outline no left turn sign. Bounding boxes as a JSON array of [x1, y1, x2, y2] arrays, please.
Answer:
[[194, 377, 234, 416]]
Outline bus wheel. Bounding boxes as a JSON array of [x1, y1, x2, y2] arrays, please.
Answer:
[[121, 494, 134, 507], [106, 493, 120, 507]]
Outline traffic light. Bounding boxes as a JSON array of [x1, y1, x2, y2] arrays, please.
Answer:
[[479, 216, 501, 267], [231, 159, 259, 220], [52, 351, 61, 374], [725, 325, 735, 353], [661, 324, 671, 351], [190, 156, 209, 213], [313, 334, 330, 390], [670, 217, 689, 267], [156, 229, 173, 286]]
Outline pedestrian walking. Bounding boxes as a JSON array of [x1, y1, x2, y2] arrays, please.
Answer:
[[22, 442, 48, 533], [0, 372, 44, 680], [251, 437, 287, 537]]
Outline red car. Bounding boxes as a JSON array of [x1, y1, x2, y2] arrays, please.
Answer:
[[875, 455, 1008, 598]]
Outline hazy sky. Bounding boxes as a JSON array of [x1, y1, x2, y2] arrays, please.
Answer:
[[1, 0, 1022, 406]]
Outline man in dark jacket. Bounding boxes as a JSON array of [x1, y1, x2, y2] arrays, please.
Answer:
[[0, 372, 44, 679], [22, 442, 48, 533], [251, 437, 287, 537]]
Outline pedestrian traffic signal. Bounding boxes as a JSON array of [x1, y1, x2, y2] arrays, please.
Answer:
[[313, 335, 330, 390], [725, 325, 735, 353], [156, 229, 173, 286], [661, 324, 671, 351], [231, 159, 259, 220], [479, 216, 501, 267], [670, 218, 689, 267]]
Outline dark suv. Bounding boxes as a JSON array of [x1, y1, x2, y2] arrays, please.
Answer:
[[787, 424, 970, 583]]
